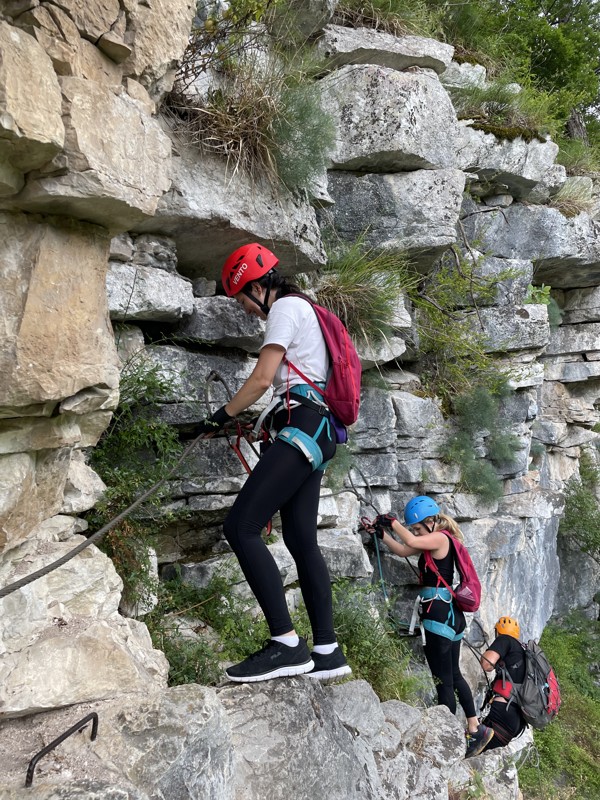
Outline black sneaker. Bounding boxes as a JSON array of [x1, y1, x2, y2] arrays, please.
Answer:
[[465, 724, 494, 758], [305, 647, 352, 680], [225, 638, 314, 683]]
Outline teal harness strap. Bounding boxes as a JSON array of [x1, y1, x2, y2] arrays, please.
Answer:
[[422, 619, 465, 641], [276, 383, 334, 472], [417, 586, 462, 641]]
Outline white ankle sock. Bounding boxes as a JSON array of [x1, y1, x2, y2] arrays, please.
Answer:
[[313, 642, 337, 655], [272, 634, 299, 647]]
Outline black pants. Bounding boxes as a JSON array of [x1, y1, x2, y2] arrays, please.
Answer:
[[223, 406, 336, 644], [483, 700, 525, 749], [422, 600, 476, 718]]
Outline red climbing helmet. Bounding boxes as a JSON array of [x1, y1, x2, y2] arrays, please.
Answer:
[[221, 243, 279, 297]]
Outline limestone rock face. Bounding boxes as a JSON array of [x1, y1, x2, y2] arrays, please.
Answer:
[[0, 449, 71, 553], [0, 528, 168, 718], [132, 148, 326, 279], [323, 168, 465, 264], [15, 4, 125, 85], [0, 22, 64, 185], [321, 65, 459, 171], [12, 78, 172, 229], [559, 285, 600, 323], [59, 450, 107, 515], [44, 0, 121, 44], [317, 25, 454, 74], [121, 0, 196, 98], [0, 212, 120, 411], [465, 303, 550, 353]]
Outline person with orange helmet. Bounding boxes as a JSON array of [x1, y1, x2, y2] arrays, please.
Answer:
[[478, 616, 526, 751], [194, 242, 350, 683]]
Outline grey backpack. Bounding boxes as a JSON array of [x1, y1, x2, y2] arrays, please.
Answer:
[[494, 640, 561, 729]]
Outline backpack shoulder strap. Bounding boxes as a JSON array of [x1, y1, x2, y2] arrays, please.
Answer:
[[423, 533, 456, 596]]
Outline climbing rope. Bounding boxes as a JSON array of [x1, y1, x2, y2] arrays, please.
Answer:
[[0, 371, 262, 601]]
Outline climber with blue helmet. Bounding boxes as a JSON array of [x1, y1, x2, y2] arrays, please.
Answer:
[[371, 496, 493, 758]]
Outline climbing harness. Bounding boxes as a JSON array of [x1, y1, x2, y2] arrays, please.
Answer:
[[252, 381, 335, 472]]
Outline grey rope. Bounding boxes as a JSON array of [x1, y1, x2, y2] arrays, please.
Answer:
[[0, 435, 204, 601]]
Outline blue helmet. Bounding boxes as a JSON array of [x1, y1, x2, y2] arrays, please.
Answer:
[[404, 496, 440, 525]]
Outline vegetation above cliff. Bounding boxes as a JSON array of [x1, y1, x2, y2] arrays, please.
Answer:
[[336, 0, 600, 169]]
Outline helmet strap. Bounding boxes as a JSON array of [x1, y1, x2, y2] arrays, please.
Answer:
[[242, 274, 272, 316]]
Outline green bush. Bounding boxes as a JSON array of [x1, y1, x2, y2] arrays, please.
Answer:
[[332, 0, 438, 38], [518, 613, 600, 800], [559, 451, 600, 564], [444, 385, 520, 502], [407, 250, 513, 406], [163, 10, 335, 190], [330, 580, 420, 701], [316, 240, 419, 342], [87, 356, 184, 605]]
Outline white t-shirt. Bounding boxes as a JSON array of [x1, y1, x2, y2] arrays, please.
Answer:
[[262, 296, 329, 395]]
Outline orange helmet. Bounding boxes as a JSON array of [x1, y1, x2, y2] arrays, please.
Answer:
[[221, 243, 279, 297], [495, 616, 520, 639]]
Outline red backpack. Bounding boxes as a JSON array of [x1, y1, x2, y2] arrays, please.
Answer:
[[423, 532, 481, 612], [285, 296, 362, 428]]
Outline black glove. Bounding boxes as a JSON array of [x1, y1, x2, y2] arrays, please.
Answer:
[[191, 405, 232, 437], [374, 513, 397, 531]]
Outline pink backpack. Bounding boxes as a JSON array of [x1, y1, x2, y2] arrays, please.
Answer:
[[424, 532, 481, 612], [285, 297, 362, 427]]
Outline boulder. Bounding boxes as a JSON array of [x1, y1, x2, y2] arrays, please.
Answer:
[[173, 297, 265, 353], [107, 263, 194, 322], [0, 21, 64, 184], [0, 212, 120, 412], [461, 202, 600, 288], [456, 123, 559, 198], [322, 168, 465, 265], [269, 0, 337, 41], [12, 78, 172, 229], [131, 147, 326, 280], [440, 60, 486, 89], [321, 65, 459, 171], [60, 450, 107, 515], [317, 25, 454, 74]]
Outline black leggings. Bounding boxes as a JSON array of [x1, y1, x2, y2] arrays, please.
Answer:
[[223, 406, 336, 644], [482, 700, 525, 749], [422, 601, 476, 718]]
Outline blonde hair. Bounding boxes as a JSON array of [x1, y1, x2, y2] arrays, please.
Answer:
[[433, 512, 464, 542]]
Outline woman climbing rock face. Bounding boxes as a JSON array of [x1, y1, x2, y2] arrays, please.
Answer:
[[371, 496, 493, 758], [191, 242, 351, 683]]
